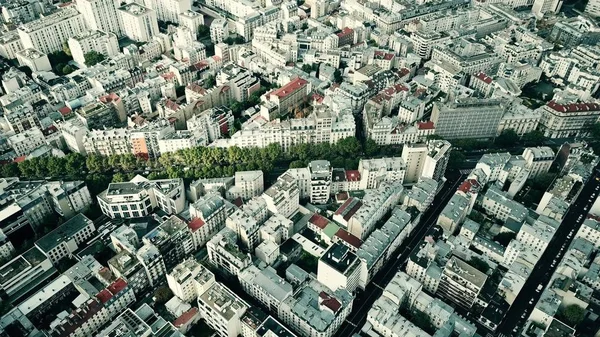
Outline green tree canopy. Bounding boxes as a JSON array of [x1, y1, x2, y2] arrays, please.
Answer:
[[469, 256, 490, 274], [560, 305, 585, 327], [495, 129, 519, 148], [84, 51, 106, 67]]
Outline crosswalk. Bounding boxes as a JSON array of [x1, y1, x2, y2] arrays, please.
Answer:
[[460, 169, 473, 175]]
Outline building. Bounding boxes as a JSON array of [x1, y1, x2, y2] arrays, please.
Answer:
[[522, 147, 555, 178], [404, 178, 438, 212], [188, 194, 227, 249], [98, 176, 185, 219], [317, 243, 361, 292], [278, 280, 353, 337], [61, 119, 89, 154], [198, 281, 250, 337], [358, 157, 406, 190], [136, 242, 167, 287], [402, 140, 451, 184], [83, 129, 131, 156], [239, 265, 293, 312], [34, 214, 96, 263], [8, 127, 45, 156], [167, 259, 205, 302], [437, 256, 488, 308], [207, 228, 251, 277], [586, 0, 600, 16], [229, 171, 264, 200], [15, 49, 51, 72], [68, 30, 120, 68], [118, 3, 160, 42], [431, 98, 505, 139], [538, 100, 600, 138], [482, 186, 528, 223], [437, 193, 470, 234], [17, 7, 87, 54], [143, 216, 194, 270], [0, 247, 56, 304], [146, 0, 191, 23], [532, 0, 563, 18], [98, 304, 184, 336], [77, 0, 123, 35], [309, 160, 332, 204], [108, 250, 149, 295], [262, 172, 300, 218], [268, 77, 310, 117], [226, 208, 260, 250]]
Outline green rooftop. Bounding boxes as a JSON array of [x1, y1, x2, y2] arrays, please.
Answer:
[[323, 223, 340, 239]]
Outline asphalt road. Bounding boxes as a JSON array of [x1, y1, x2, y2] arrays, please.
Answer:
[[334, 171, 465, 337], [496, 165, 600, 335]]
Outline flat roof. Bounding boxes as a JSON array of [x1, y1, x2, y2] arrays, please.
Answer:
[[36, 214, 93, 253]]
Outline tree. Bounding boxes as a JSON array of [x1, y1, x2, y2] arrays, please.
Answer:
[[493, 232, 516, 246], [447, 151, 466, 171], [522, 130, 546, 146], [495, 129, 519, 148], [0, 163, 19, 177], [560, 305, 585, 327], [333, 69, 343, 83], [197, 25, 210, 38], [62, 65, 74, 74], [289, 160, 305, 168], [203, 75, 216, 89], [302, 64, 313, 73], [364, 138, 380, 157], [468, 210, 485, 223], [84, 51, 105, 67], [153, 286, 173, 304], [469, 256, 490, 274], [411, 310, 435, 334]]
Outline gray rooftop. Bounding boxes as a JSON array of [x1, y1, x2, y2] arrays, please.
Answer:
[[35, 214, 94, 253]]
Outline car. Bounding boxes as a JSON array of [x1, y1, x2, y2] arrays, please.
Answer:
[[536, 284, 543, 292], [529, 299, 534, 305]]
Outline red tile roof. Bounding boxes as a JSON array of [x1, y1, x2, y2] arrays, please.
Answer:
[[475, 72, 493, 84], [418, 121, 435, 130], [334, 198, 363, 221], [547, 100, 600, 113], [458, 179, 480, 194], [14, 156, 26, 163], [173, 307, 199, 327], [336, 192, 349, 201], [165, 100, 180, 111], [309, 213, 329, 229], [99, 93, 120, 103], [188, 218, 205, 232], [271, 78, 308, 99], [107, 278, 127, 295], [345, 170, 360, 181], [58, 106, 72, 116], [335, 229, 362, 248], [95, 289, 113, 304], [188, 83, 206, 94], [233, 197, 244, 208], [337, 27, 353, 37], [319, 291, 341, 313]]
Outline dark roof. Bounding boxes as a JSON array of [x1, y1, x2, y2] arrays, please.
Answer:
[[36, 214, 93, 253]]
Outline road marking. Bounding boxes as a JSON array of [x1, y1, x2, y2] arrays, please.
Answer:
[[345, 320, 357, 327]]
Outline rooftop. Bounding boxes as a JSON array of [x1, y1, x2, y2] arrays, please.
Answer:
[[35, 214, 94, 253], [445, 256, 488, 288]]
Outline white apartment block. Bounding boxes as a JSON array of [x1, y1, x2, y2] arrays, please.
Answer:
[[278, 280, 353, 337], [118, 3, 160, 42], [144, 0, 191, 23], [497, 103, 541, 136], [259, 213, 294, 244], [98, 176, 185, 219], [18, 8, 87, 54], [238, 265, 293, 312], [61, 119, 89, 154], [77, 0, 123, 35], [229, 171, 264, 200], [517, 219, 556, 253], [16, 48, 51, 72], [318, 243, 362, 292], [210, 18, 229, 44], [188, 194, 227, 249], [532, 0, 563, 18], [167, 259, 205, 302], [404, 178, 438, 212], [586, 0, 600, 16], [309, 160, 332, 205], [401, 140, 451, 184], [226, 208, 260, 250], [8, 127, 45, 156], [346, 181, 403, 239], [84, 129, 131, 156], [576, 218, 600, 248], [522, 147, 555, 178], [198, 282, 249, 337], [68, 30, 120, 68], [34, 214, 96, 263], [482, 186, 528, 223], [136, 242, 166, 287], [262, 172, 300, 219], [207, 228, 251, 277], [358, 157, 406, 190], [0, 31, 25, 59], [538, 101, 600, 138]]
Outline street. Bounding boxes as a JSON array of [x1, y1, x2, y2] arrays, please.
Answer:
[[496, 164, 600, 335], [334, 171, 465, 337]]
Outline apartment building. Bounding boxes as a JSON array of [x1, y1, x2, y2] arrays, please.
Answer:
[[167, 259, 205, 302], [278, 280, 353, 337], [268, 77, 311, 117], [309, 160, 332, 205], [136, 242, 167, 287], [262, 172, 300, 218], [229, 171, 264, 200], [188, 194, 227, 249], [207, 228, 251, 277], [34, 214, 96, 263], [0, 247, 56, 304], [97, 176, 185, 219], [437, 256, 488, 309], [437, 193, 470, 234], [239, 265, 293, 312], [17, 7, 87, 54], [482, 186, 528, 223], [68, 30, 120, 68], [226, 208, 260, 250], [143, 215, 194, 270], [522, 146, 556, 178], [538, 100, 600, 138], [431, 98, 506, 139], [402, 140, 451, 184], [145, 0, 191, 23], [108, 250, 149, 295], [7, 127, 45, 156], [198, 281, 249, 337], [404, 178, 438, 212], [357, 157, 406, 190], [118, 3, 160, 42], [317, 243, 361, 292]]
